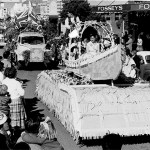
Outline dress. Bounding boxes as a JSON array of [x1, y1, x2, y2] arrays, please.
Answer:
[[2, 78, 26, 129], [86, 41, 99, 55]]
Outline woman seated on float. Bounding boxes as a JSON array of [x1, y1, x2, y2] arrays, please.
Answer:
[[86, 35, 100, 55]]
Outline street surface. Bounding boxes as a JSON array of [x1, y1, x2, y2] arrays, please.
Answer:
[[1, 48, 150, 150]]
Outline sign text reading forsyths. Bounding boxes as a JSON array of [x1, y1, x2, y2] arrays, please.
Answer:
[[92, 5, 123, 12]]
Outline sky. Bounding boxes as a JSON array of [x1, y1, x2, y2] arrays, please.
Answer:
[[88, 0, 129, 6]]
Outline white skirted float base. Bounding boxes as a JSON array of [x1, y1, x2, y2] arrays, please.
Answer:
[[36, 70, 150, 140]]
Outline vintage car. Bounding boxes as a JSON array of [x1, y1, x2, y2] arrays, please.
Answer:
[[14, 32, 52, 69], [137, 51, 150, 81]]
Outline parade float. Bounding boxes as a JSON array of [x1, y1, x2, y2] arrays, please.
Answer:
[[3, 5, 61, 69], [36, 21, 150, 142]]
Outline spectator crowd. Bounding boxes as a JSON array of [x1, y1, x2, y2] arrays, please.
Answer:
[[0, 50, 64, 150]]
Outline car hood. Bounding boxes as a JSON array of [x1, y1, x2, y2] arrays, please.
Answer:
[[18, 43, 46, 50]]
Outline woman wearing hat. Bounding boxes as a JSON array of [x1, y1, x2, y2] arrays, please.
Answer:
[[0, 111, 7, 132], [0, 84, 11, 136], [0, 111, 10, 150]]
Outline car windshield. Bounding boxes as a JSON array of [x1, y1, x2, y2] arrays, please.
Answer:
[[21, 36, 44, 45], [145, 55, 150, 63]]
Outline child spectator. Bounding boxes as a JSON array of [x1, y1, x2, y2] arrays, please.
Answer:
[[21, 117, 64, 150], [2, 67, 26, 131], [122, 49, 136, 77], [1, 51, 11, 69], [128, 64, 136, 78], [0, 84, 11, 135]]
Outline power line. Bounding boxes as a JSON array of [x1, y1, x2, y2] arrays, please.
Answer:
[[97, 0, 103, 6]]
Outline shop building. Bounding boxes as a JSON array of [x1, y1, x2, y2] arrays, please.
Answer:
[[92, 1, 129, 37]]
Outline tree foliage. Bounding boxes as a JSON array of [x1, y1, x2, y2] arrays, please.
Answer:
[[41, 17, 58, 41], [60, 0, 91, 23]]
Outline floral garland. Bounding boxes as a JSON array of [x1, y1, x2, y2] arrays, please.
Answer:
[[64, 45, 118, 68], [44, 70, 93, 85]]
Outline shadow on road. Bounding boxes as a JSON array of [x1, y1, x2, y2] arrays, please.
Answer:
[[23, 97, 45, 121], [19, 63, 61, 71], [80, 134, 150, 147]]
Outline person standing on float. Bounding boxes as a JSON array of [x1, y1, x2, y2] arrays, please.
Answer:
[[64, 12, 81, 38]]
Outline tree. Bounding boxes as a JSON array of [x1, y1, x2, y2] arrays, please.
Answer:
[[60, 0, 91, 23], [42, 17, 58, 41]]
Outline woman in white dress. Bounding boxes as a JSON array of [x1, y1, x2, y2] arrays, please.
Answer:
[[86, 35, 100, 55]]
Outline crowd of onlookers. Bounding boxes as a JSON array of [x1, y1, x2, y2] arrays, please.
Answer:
[[121, 31, 150, 82], [0, 51, 64, 150]]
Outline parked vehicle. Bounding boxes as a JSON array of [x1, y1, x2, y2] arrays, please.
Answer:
[[137, 51, 150, 81]]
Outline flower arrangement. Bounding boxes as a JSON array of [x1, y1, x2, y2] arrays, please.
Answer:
[[44, 70, 93, 85]]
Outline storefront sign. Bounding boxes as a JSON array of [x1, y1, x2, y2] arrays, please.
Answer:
[[92, 5, 123, 12], [131, 3, 150, 11]]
